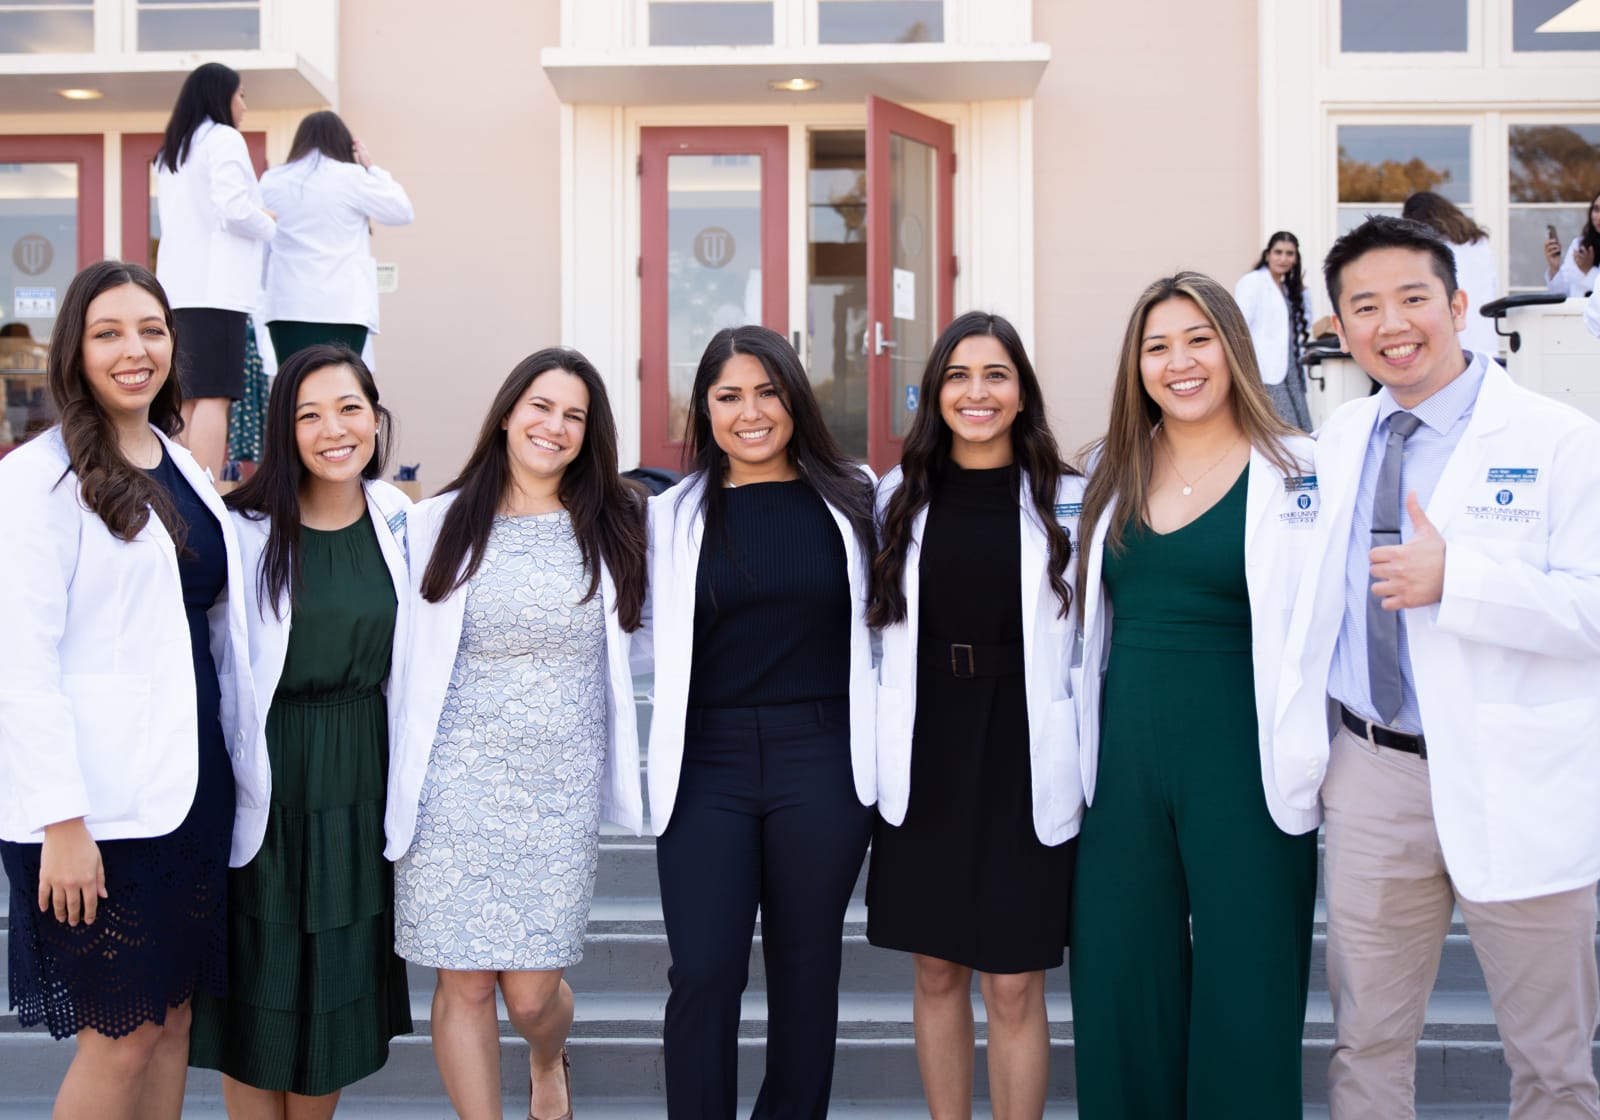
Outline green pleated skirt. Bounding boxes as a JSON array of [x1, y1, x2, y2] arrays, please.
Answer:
[[190, 688, 412, 1094]]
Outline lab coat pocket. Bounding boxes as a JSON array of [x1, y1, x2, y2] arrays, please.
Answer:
[[1474, 697, 1600, 877], [63, 673, 153, 825]]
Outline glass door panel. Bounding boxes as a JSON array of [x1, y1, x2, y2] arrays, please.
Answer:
[[0, 134, 104, 452], [866, 96, 953, 473], [807, 129, 867, 459], [640, 127, 788, 469]]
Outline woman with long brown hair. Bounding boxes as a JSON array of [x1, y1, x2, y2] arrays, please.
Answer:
[[390, 347, 647, 1120], [1069, 272, 1322, 1118], [0, 261, 255, 1119], [865, 311, 1083, 1119]]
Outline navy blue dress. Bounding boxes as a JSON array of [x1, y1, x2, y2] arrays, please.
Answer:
[[1, 446, 235, 1039]]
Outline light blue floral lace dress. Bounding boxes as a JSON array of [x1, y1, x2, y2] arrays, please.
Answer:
[[394, 512, 608, 969]]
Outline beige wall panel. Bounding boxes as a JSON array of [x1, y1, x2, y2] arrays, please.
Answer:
[[339, 0, 564, 491], [1032, 0, 1259, 460]]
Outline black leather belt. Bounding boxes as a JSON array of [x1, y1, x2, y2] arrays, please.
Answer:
[[1340, 704, 1427, 759], [918, 640, 1025, 679]]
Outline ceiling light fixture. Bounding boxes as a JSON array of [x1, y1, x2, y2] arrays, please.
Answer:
[[768, 77, 821, 93], [57, 88, 104, 101]]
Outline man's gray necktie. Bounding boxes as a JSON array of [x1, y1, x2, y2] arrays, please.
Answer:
[[1368, 410, 1421, 724]]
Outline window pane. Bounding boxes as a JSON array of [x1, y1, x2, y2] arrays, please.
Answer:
[[1341, 0, 1467, 52], [1337, 124, 1471, 205], [819, 0, 942, 44], [666, 154, 763, 444], [1509, 124, 1600, 203], [649, 2, 772, 46], [0, 11, 93, 52], [138, 8, 260, 51], [1514, 0, 1600, 51]]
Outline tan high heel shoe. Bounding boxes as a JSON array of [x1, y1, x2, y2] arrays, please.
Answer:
[[529, 1046, 572, 1120]]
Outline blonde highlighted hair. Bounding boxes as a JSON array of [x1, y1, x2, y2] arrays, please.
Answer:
[[1075, 271, 1300, 607]]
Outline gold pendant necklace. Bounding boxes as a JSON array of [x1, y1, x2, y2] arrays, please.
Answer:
[[1159, 427, 1241, 497]]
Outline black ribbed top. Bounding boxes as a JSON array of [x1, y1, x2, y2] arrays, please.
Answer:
[[687, 479, 851, 708]]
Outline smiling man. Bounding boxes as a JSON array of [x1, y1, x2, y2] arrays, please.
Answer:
[[1275, 214, 1600, 1119]]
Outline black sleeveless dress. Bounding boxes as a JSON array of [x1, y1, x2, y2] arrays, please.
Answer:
[[1, 446, 235, 1038], [866, 463, 1077, 973]]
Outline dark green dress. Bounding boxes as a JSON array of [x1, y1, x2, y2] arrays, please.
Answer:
[[1068, 468, 1318, 1119], [191, 511, 412, 1095]]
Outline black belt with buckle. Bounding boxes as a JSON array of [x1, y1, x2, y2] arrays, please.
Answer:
[[919, 640, 1025, 679], [1340, 704, 1427, 759]]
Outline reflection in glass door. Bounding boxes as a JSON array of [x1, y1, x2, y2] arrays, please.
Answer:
[[866, 97, 953, 472], [640, 127, 788, 469], [0, 135, 104, 451]]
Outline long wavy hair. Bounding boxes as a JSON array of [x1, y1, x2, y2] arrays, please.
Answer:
[[420, 348, 648, 631], [48, 261, 186, 545], [1252, 231, 1309, 357], [1076, 273, 1299, 607], [868, 311, 1077, 628], [156, 62, 239, 172], [676, 325, 875, 565], [224, 345, 393, 615], [1582, 189, 1600, 267]]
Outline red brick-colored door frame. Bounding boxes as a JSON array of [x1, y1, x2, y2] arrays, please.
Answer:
[[0, 135, 105, 268], [639, 126, 788, 471], [121, 131, 267, 267], [865, 96, 954, 474]]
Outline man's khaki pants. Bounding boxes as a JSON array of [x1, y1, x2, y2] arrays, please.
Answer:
[[1322, 724, 1600, 1119]]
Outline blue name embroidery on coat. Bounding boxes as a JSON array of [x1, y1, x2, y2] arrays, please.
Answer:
[[386, 509, 409, 564], [1486, 468, 1538, 484], [1055, 502, 1082, 518], [1284, 475, 1317, 493]]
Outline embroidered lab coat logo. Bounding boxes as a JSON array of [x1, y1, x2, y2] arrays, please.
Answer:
[[1297, 494, 1312, 510], [1495, 490, 1514, 506]]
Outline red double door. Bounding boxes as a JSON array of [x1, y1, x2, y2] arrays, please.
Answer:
[[638, 97, 955, 475]]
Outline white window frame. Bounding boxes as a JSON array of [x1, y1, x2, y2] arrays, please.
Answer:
[[625, 0, 1005, 49], [121, 0, 263, 53], [1496, 0, 1600, 69], [1501, 110, 1600, 289], [1328, 0, 1483, 69]]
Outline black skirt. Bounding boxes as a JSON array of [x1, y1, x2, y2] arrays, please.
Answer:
[[174, 307, 248, 399], [865, 463, 1076, 974]]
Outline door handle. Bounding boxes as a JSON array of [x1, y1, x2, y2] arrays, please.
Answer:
[[874, 321, 897, 356]]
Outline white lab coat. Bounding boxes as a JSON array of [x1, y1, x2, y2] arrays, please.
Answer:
[[0, 428, 259, 855], [259, 156, 415, 332], [1234, 267, 1311, 387], [637, 471, 877, 837], [386, 492, 645, 859], [1546, 235, 1599, 299], [155, 120, 275, 312], [1275, 363, 1600, 901], [229, 481, 412, 866], [874, 467, 1084, 846], [1080, 438, 1323, 837]]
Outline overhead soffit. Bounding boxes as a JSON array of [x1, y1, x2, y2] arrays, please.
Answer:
[[540, 43, 1051, 105], [0, 54, 332, 115]]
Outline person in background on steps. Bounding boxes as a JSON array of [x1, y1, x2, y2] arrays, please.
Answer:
[[637, 325, 877, 1119], [1234, 231, 1313, 431], [155, 62, 276, 481], [1542, 188, 1600, 299], [863, 311, 1083, 1120], [392, 348, 647, 1120], [259, 111, 415, 364], [0, 261, 257, 1120], [1402, 191, 1501, 364], [1279, 214, 1600, 1119], [1070, 272, 1321, 1118], [188, 344, 414, 1117]]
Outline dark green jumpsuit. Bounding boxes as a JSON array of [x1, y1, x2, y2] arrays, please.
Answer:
[[1069, 469, 1318, 1118]]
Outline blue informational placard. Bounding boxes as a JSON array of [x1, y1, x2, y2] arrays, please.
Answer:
[[905, 385, 919, 411]]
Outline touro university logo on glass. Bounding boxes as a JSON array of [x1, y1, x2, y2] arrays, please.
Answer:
[[693, 226, 735, 269], [11, 234, 52, 277]]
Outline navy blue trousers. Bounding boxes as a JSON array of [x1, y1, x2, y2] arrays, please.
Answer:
[[657, 697, 874, 1119]]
